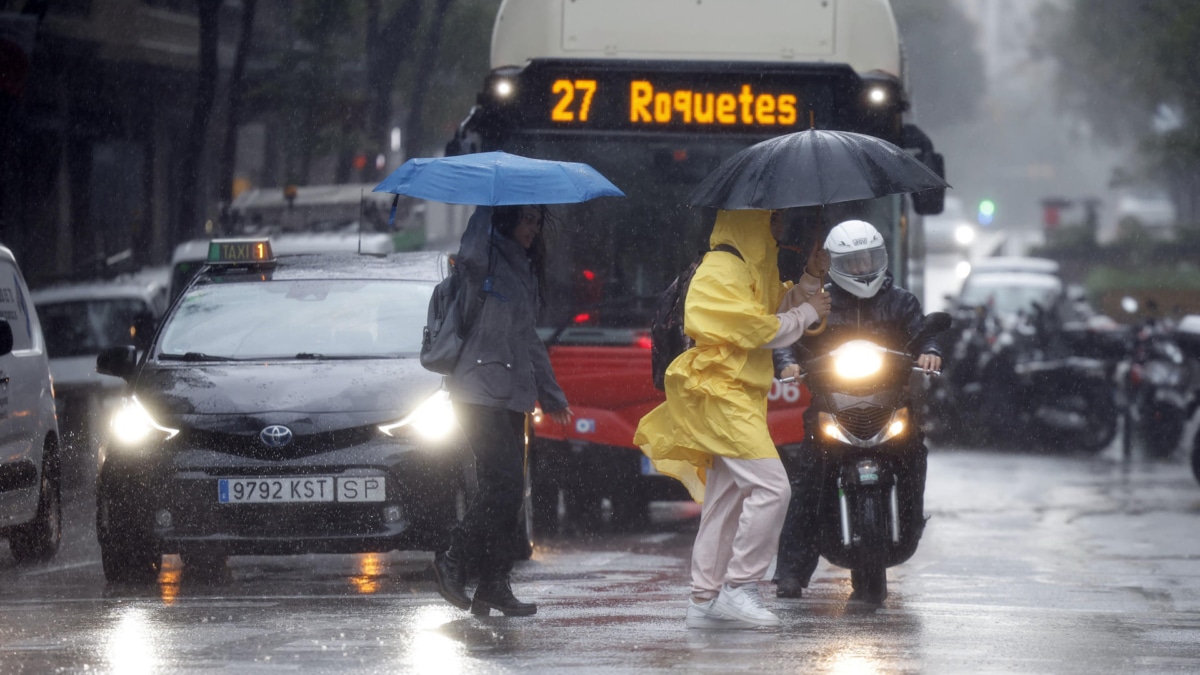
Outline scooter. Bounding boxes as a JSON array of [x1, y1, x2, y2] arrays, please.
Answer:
[[797, 313, 950, 603]]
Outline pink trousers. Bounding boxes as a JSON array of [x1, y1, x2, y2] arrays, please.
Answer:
[[690, 455, 791, 599]]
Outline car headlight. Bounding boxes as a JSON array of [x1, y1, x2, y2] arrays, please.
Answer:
[[378, 389, 457, 441], [954, 224, 976, 246], [832, 340, 885, 380], [110, 396, 179, 447]]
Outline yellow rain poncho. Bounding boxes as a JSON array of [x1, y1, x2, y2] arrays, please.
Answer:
[[633, 210, 790, 502]]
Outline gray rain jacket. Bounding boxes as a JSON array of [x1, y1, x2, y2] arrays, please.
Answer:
[[447, 207, 569, 415]]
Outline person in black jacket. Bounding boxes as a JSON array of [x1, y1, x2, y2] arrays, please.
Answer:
[[772, 219, 941, 599], [433, 205, 573, 617]]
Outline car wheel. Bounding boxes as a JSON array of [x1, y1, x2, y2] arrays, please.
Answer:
[[96, 472, 161, 583], [608, 479, 650, 533], [9, 442, 63, 564], [513, 461, 534, 560]]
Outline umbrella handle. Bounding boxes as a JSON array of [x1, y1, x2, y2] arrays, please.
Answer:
[[805, 316, 828, 336]]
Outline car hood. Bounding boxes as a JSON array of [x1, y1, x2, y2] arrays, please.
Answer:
[[135, 358, 443, 432]]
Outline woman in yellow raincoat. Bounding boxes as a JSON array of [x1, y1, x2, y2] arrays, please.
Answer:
[[634, 209, 830, 629]]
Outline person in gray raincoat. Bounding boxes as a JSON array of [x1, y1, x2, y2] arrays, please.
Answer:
[[432, 205, 573, 617]]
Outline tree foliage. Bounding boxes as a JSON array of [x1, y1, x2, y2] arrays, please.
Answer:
[[1044, 0, 1200, 220], [892, 0, 986, 131], [239, 0, 498, 186]]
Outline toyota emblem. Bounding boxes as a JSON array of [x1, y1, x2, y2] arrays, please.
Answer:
[[259, 425, 293, 448]]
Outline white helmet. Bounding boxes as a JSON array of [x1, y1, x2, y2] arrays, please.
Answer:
[[825, 220, 888, 298]]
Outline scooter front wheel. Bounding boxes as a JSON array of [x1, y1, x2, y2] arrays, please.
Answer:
[[850, 566, 887, 604]]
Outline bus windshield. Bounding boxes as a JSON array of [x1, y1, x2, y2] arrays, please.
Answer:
[[507, 134, 903, 340]]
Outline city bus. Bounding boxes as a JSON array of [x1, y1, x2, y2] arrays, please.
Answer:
[[444, 0, 946, 530]]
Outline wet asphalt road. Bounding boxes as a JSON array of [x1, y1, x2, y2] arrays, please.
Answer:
[[2, 442, 1200, 674]]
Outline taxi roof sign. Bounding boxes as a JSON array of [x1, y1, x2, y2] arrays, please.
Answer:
[[207, 238, 274, 265]]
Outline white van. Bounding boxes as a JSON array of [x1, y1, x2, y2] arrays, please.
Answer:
[[30, 267, 169, 482], [0, 244, 62, 563]]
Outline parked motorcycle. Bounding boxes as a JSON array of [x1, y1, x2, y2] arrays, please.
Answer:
[[968, 299, 1121, 453], [1173, 316, 1200, 483], [1121, 315, 1193, 459], [922, 303, 1001, 445], [796, 312, 950, 603]]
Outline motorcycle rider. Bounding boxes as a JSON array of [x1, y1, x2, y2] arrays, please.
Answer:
[[773, 219, 942, 599]]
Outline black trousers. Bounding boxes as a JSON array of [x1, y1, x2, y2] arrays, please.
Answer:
[[775, 414, 928, 585], [450, 402, 526, 577]]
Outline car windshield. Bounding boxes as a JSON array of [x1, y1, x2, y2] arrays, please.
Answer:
[[959, 276, 1062, 315], [38, 298, 151, 358], [158, 279, 433, 359]]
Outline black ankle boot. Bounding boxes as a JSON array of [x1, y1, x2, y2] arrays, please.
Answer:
[[470, 575, 537, 617], [432, 550, 472, 610]]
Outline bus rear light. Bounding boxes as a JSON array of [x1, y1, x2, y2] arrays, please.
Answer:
[[573, 313, 591, 324]]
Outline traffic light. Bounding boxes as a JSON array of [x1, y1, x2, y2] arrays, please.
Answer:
[[977, 199, 996, 226]]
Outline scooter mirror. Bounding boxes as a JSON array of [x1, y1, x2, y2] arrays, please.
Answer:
[[906, 312, 952, 352], [924, 312, 952, 334]]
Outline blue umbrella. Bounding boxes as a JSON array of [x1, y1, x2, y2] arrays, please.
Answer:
[[373, 151, 624, 205]]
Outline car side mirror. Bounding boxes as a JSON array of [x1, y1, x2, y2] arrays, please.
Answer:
[[97, 345, 138, 380], [0, 318, 12, 357], [131, 311, 157, 352]]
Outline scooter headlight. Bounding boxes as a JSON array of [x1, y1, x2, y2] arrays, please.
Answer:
[[110, 396, 179, 448], [818, 411, 853, 445], [879, 407, 909, 443], [818, 408, 910, 447], [379, 389, 457, 441], [832, 340, 885, 380]]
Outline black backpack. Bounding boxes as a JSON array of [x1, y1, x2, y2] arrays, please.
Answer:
[[420, 247, 495, 375], [650, 244, 744, 391]]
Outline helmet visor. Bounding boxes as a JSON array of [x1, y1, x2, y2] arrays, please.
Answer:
[[830, 246, 888, 283]]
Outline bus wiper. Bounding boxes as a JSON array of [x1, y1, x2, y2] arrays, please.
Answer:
[[157, 352, 235, 362], [544, 294, 654, 346]]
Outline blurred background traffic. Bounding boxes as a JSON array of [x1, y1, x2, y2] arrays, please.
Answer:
[[2, 0, 1199, 503]]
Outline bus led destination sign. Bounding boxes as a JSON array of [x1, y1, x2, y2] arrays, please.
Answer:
[[628, 81, 798, 126], [541, 74, 804, 132]]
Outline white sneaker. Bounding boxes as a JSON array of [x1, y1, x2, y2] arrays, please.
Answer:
[[712, 583, 781, 628], [685, 598, 754, 630]]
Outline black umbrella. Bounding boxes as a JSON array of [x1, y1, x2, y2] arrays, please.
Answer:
[[686, 129, 949, 211]]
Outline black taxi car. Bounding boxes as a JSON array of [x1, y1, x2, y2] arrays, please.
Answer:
[[94, 239, 469, 582]]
